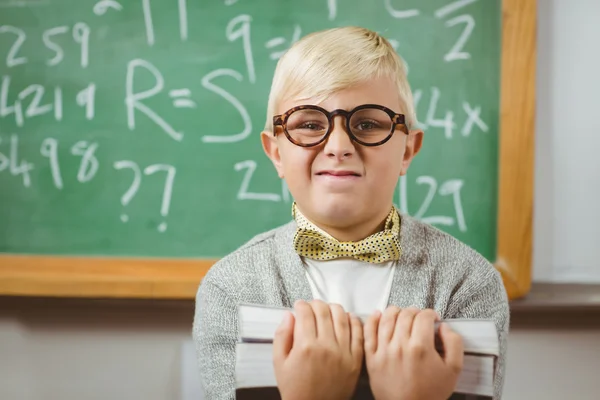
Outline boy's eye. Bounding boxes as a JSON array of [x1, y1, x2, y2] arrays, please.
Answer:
[[287, 110, 329, 134], [352, 119, 389, 133], [297, 121, 326, 130], [353, 120, 381, 131], [349, 109, 392, 136]]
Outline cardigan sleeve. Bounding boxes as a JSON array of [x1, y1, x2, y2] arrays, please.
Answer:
[[192, 278, 239, 400], [445, 266, 510, 400]]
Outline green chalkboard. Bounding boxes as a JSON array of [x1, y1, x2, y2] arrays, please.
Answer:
[[0, 0, 501, 261]]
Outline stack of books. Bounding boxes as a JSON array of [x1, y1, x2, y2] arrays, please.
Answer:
[[235, 303, 498, 400]]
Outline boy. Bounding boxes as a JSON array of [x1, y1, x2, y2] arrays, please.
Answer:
[[193, 26, 509, 400]]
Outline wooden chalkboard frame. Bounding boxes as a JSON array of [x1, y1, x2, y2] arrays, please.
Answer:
[[0, 0, 536, 300]]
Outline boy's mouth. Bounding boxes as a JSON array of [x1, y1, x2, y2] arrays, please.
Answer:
[[316, 170, 361, 177]]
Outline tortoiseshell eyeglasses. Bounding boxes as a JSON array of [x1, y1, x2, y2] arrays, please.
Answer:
[[272, 104, 408, 147]]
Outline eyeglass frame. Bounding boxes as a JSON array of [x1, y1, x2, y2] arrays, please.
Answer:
[[272, 104, 408, 148]]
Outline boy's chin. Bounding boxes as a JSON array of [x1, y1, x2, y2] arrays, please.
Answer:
[[308, 197, 366, 222]]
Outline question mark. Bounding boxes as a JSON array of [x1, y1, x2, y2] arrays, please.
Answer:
[[143, 164, 176, 232], [113, 160, 141, 223]]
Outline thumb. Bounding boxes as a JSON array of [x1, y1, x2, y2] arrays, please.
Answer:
[[273, 311, 294, 365], [438, 323, 464, 375]]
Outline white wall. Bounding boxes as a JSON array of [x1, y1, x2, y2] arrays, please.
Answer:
[[0, 299, 190, 400], [533, 0, 600, 283], [1, 1, 600, 400], [503, 318, 600, 399]]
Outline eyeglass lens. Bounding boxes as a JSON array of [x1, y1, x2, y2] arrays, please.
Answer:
[[285, 108, 394, 145]]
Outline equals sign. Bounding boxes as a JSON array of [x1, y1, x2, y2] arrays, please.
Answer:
[[169, 89, 196, 108]]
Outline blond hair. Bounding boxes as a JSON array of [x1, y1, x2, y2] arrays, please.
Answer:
[[264, 26, 417, 132]]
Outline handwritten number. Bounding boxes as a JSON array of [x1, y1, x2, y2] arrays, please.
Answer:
[[40, 138, 63, 189], [413, 176, 437, 220], [424, 87, 456, 139], [439, 180, 467, 232], [76, 83, 96, 120], [72, 141, 100, 183], [6, 135, 34, 188], [42, 26, 69, 66], [226, 15, 256, 84], [0, 76, 24, 127], [73, 23, 91, 68], [0, 26, 28, 67], [398, 176, 467, 232], [19, 85, 53, 119], [444, 14, 475, 62], [234, 160, 281, 202]]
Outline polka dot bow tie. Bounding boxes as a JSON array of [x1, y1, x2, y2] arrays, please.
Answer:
[[292, 203, 402, 264]]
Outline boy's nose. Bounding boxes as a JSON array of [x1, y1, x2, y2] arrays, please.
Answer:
[[323, 116, 356, 159]]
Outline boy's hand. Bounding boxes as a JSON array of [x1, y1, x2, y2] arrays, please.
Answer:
[[273, 300, 364, 400], [364, 306, 464, 400]]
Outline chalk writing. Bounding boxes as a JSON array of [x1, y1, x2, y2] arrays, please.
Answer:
[[76, 83, 96, 120], [114, 160, 176, 231], [384, 0, 419, 19], [0, 134, 34, 187], [0, 78, 99, 126], [178, 0, 188, 41], [40, 137, 63, 189], [398, 175, 468, 232], [434, 0, 478, 19], [42, 26, 68, 66], [327, 0, 337, 20], [413, 87, 489, 139], [265, 24, 302, 60], [141, 0, 155, 46], [169, 88, 196, 109], [72, 23, 91, 68], [0, 0, 500, 254], [0, 25, 27, 67], [71, 141, 100, 183], [125, 59, 184, 141], [201, 68, 251, 143], [234, 160, 281, 202], [114, 160, 141, 223], [93, 0, 123, 16], [443, 14, 475, 62], [143, 163, 176, 232], [226, 15, 255, 83], [461, 102, 489, 136], [0, 76, 23, 127]]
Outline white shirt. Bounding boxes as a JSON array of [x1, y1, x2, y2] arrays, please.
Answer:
[[302, 257, 396, 316]]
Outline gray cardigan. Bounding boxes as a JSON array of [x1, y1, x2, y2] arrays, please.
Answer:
[[192, 213, 509, 399]]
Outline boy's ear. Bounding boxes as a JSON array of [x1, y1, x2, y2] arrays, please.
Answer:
[[400, 129, 424, 176], [261, 130, 285, 178]]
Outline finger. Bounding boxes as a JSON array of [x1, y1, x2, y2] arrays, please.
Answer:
[[378, 306, 401, 347], [391, 307, 420, 347], [349, 313, 364, 361], [293, 300, 316, 343], [409, 309, 440, 348], [310, 300, 335, 340], [364, 310, 381, 355], [330, 303, 350, 348], [273, 311, 295, 365], [439, 323, 464, 375]]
